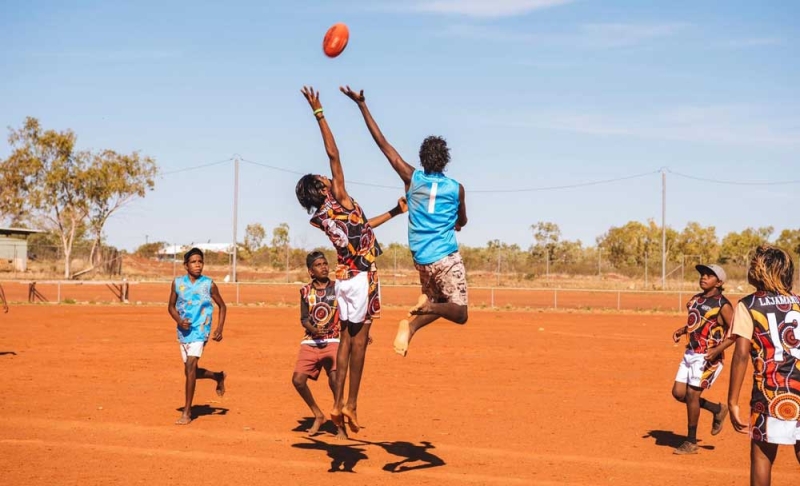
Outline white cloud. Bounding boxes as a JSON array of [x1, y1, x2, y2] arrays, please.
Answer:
[[490, 105, 800, 147], [409, 0, 573, 18], [715, 37, 783, 48], [441, 22, 689, 49]]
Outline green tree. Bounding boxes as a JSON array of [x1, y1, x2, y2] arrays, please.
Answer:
[[0, 118, 89, 277], [675, 222, 719, 263], [135, 241, 167, 258], [597, 219, 675, 267], [720, 227, 773, 265], [775, 229, 800, 258], [530, 221, 561, 259], [244, 223, 266, 252], [271, 223, 290, 269]]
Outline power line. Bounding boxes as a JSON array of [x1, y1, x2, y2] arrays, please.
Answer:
[[160, 158, 232, 176], [470, 170, 660, 193], [240, 158, 400, 190], [669, 169, 800, 186]]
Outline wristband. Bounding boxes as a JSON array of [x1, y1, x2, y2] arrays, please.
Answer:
[[389, 206, 402, 218], [313, 108, 324, 115]]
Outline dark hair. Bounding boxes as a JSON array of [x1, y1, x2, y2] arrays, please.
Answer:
[[747, 245, 794, 295], [296, 174, 327, 213], [419, 136, 450, 173], [306, 250, 326, 269], [183, 247, 203, 264]]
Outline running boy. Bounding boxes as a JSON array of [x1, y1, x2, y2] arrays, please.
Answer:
[[293, 251, 346, 439], [167, 247, 227, 425], [671, 263, 733, 454], [728, 246, 800, 485], [295, 86, 406, 432], [341, 86, 468, 357]]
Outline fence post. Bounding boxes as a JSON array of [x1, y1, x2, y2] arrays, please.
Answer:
[[490, 287, 495, 308], [617, 291, 621, 310], [678, 291, 682, 312], [554, 288, 558, 309], [57, 281, 61, 304], [237, 282, 241, 305]]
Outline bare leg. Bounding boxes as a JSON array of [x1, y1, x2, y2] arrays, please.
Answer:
[[394, 314, 439, 357], [410, 295, 468, 324], [671, 381, 687, 403], [342, 322, 370, 433], [751, 440, 778, 486], [331, 325, 352, 429], [292, 372, 325, 435], [327, 370, 347, 440], [178, 357, 199, 425]]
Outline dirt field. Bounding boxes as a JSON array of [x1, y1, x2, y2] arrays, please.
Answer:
[[1, 304, 798, 485]]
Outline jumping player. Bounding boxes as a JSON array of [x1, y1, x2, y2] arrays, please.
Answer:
[[0, 283, 7, 313], [728, 246, 800, 485], [295, 86, 406, 433], [341, 86, 468, 357], [671, 263, 733, 454], [167, 247, 227, 425]]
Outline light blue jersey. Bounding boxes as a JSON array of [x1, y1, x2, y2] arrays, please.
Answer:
[[174, 275, 214, 343], [407, 169, 460, 265]]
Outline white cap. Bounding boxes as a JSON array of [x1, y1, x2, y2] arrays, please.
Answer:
[[696, 264, 727, 283]]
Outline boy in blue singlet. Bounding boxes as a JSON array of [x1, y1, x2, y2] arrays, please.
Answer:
[[341, 86, 469, 357], [168, 247, 227, 425]]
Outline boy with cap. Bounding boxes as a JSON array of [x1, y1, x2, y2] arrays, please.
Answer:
[[670, 263, 734, 454]]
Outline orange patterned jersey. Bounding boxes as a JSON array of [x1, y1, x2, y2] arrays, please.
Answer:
[[685, 292, 731, 356], [310, 193, 382, 280], [740, 291, 800, 421], [299, 280, 340, 343]]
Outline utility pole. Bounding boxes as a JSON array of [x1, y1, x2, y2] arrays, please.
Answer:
[[661, 169, 666, 289], [232, 156, 239, 283]]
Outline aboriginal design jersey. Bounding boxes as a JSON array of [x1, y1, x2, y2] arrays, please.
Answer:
[[299, 280, 340, 345], [685, 292, 731, 357], [174, 275, 214, 343], [310, 193, 382, 280], [740, 291, 800, 421]]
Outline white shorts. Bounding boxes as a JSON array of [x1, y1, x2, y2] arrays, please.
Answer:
[[751, 413, 800, 445], [335, 271, 369, 323], [674, 350, 723, 389], [179, 341, 206, 362]]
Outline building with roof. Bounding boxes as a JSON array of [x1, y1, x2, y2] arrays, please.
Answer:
[[0, 227, 44, 271]]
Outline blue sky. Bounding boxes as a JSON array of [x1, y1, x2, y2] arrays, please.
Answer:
[[1, 0, 798, 251]]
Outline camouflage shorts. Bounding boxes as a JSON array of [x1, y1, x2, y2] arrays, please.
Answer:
[[414, 252, 468, 306]]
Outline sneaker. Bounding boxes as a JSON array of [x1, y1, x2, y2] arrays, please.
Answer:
[[673, 441, 698, 455], [711, 404, 728, 436]]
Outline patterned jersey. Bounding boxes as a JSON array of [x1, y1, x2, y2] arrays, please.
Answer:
[[174, 274, 214, 343], [407, 169, 461, 265], [299, 280, 340, 345], [684, 292, 731, 357], [310, 192, 382, 280], [739, 291, 800, 421]]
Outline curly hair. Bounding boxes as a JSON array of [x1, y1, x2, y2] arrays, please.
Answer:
[[295, 174, 327, 213], [419, 136, 450, 173], [747, 245, 794, 295], [183, 247, 203, 264]]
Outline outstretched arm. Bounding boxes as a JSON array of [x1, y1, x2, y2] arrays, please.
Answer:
[[368, 197, 408, 229], [210, 282, 227, 341], [727, 337, 750, 433], [341, 86, 415, 190], [301, 86, 353, 210]]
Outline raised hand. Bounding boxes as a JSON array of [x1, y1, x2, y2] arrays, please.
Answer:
[[340, 85, 365, 104], [397, 197, 408, 213], [301, 86, 323, 112]]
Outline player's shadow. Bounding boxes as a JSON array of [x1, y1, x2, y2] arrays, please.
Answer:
[[292, 437, 368, 473], [0, 351, 17, 356], [292, 417, 340, 436], [642, 430, 714, 450], [175, 404, 229, 419], [353, 439, 445, 473]]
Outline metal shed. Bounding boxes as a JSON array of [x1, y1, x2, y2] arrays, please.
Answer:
[[0, 227, 43, 272]]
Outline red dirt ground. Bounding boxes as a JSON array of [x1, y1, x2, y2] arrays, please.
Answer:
[[1, 304, 798, 485]]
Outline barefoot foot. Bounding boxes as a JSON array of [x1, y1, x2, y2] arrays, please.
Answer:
[[307, 414, 325, 436], [330, 410, 344, 429], [394, 320, 410, 357], [342, 406, 362, 433], [408, 294, 429, 317], [334, 425, 348, 440], [216, 371, 226, 397], [175, 415, 192, 425]]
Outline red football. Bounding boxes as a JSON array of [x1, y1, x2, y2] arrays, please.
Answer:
[[323, 23, 349, 58]]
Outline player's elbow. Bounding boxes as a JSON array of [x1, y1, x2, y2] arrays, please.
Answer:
[[454, 306, 468, 325]]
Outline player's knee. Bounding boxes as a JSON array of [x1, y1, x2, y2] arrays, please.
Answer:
[[672, 390, 685, 402], [292, 374, 307, 390], [455, 306, 468, 324]]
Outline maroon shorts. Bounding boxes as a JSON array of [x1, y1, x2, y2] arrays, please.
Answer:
[[294, 342, 338, 380]]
